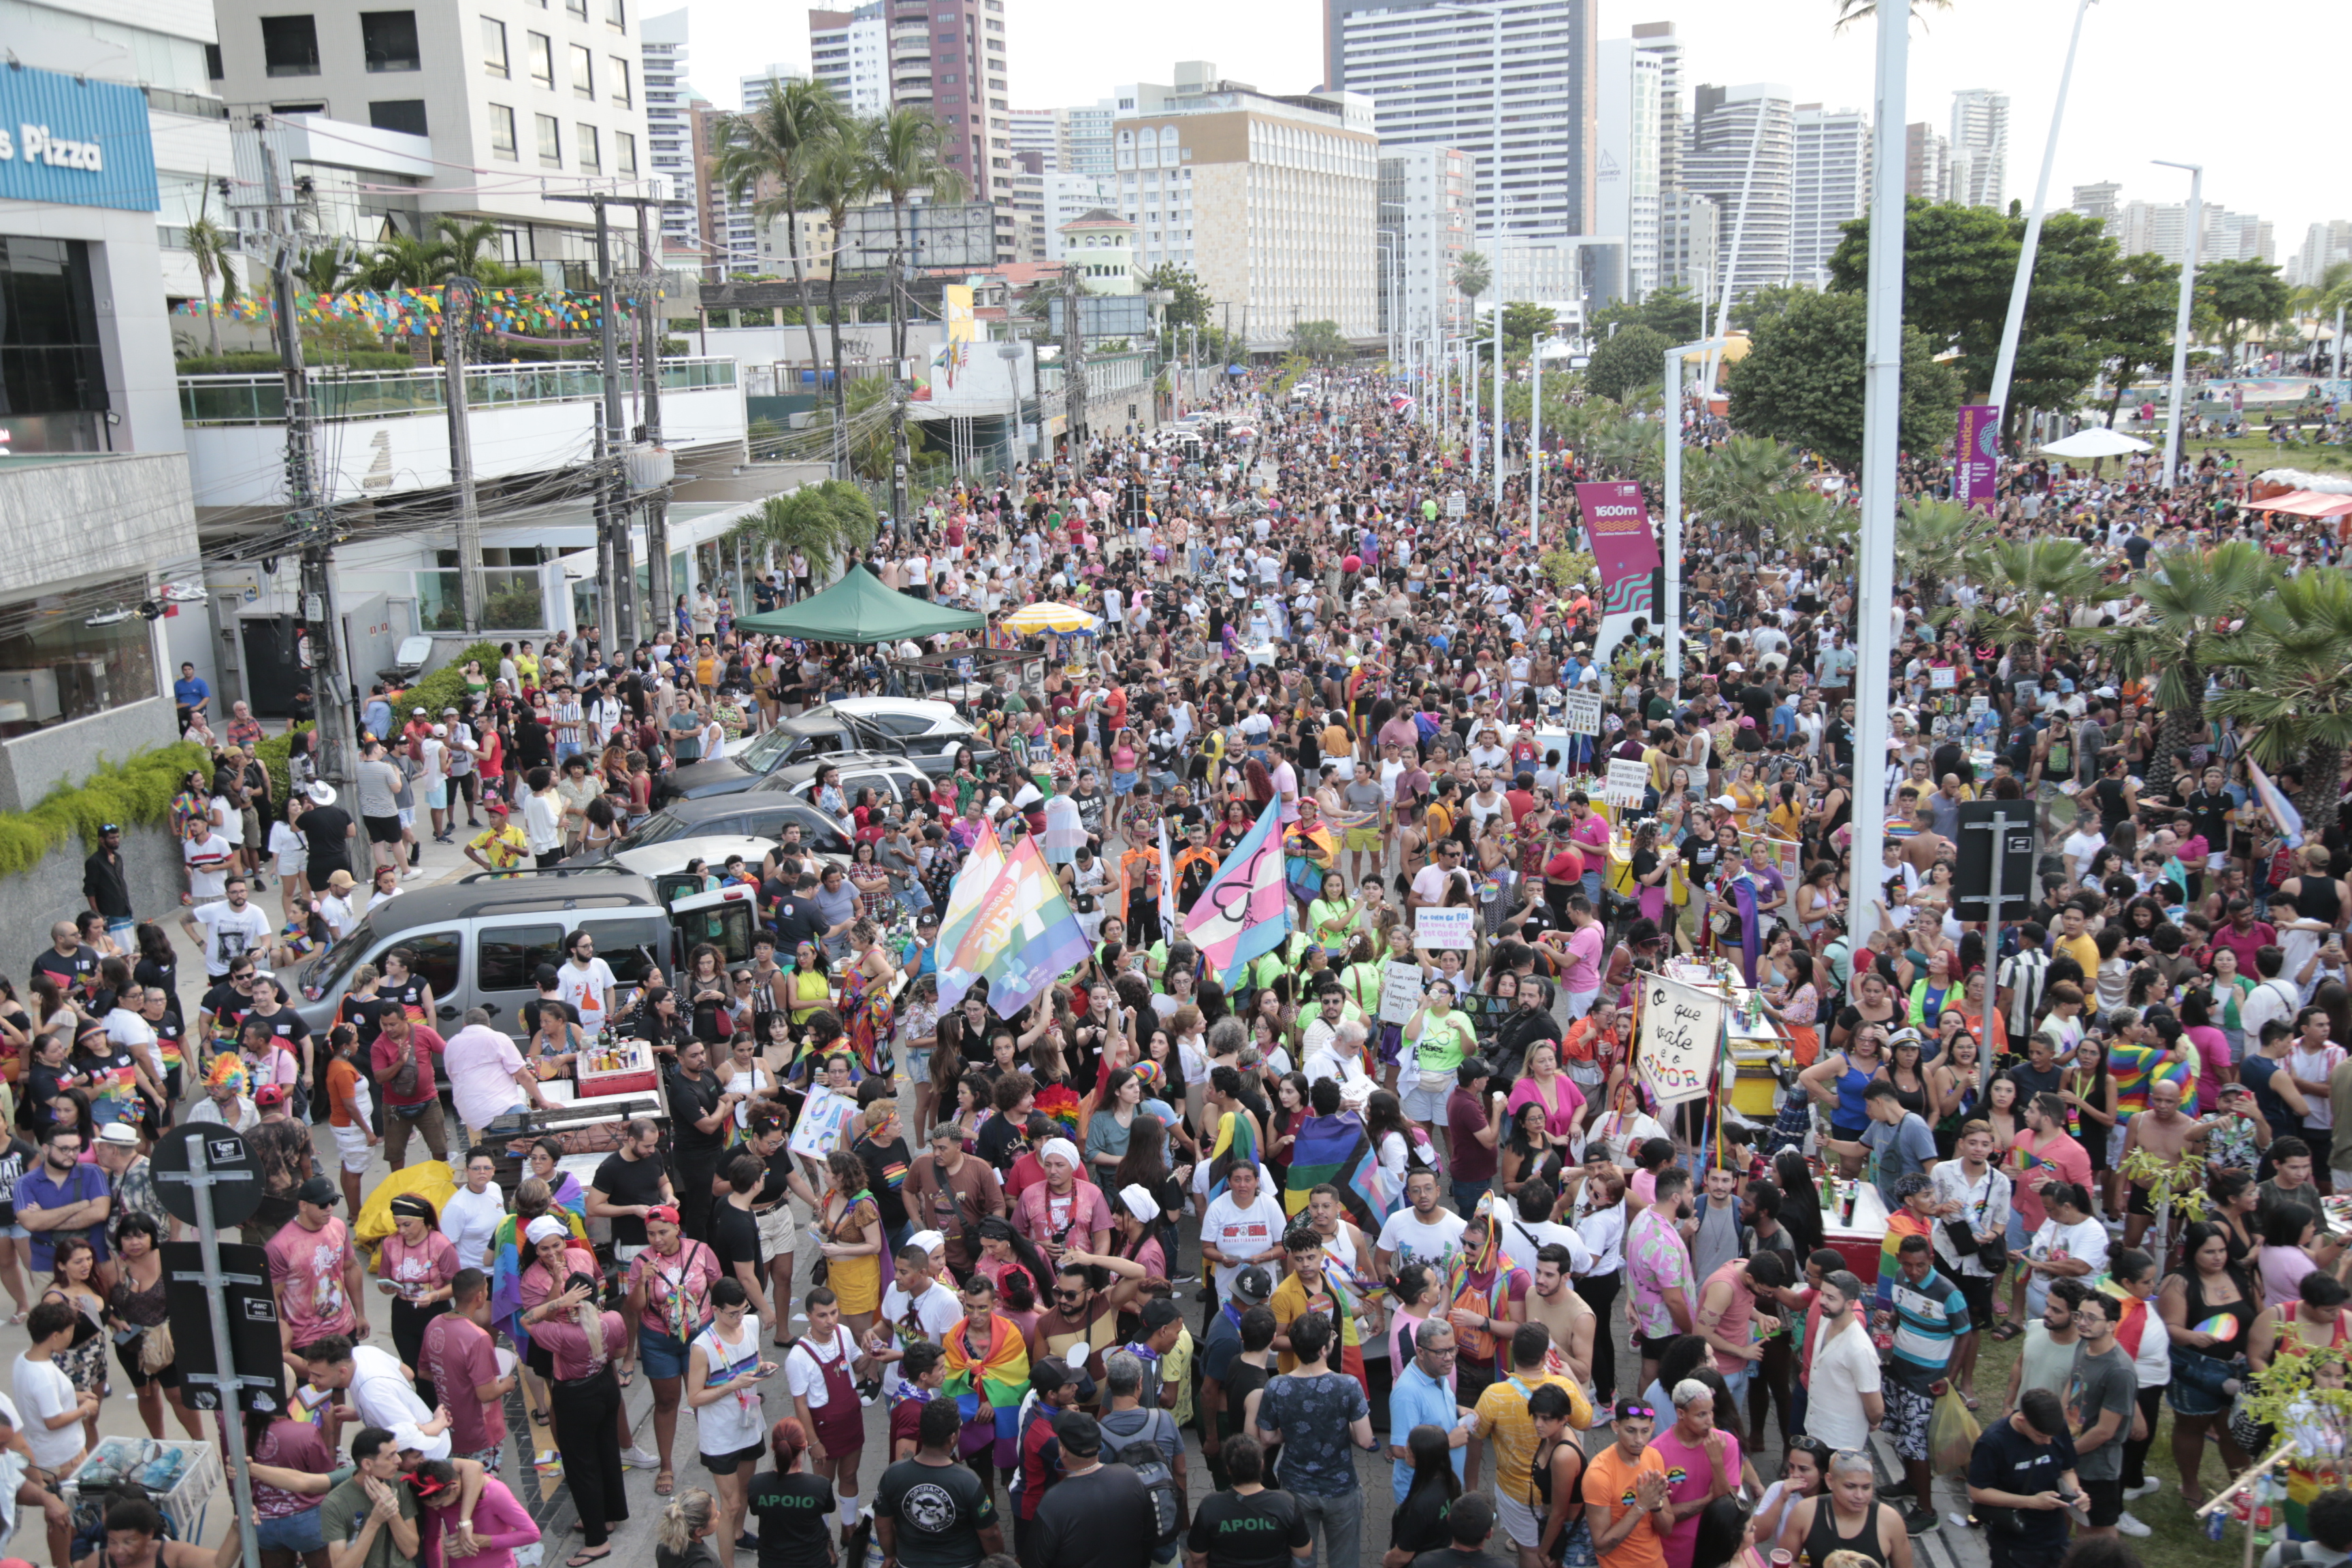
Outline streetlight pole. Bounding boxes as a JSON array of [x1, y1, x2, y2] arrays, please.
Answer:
[[1529, 333, 1544, 545], [1988, 0, 2096, 440], [1846, 0, 1911, 953], [1664, 336, 1728, 682], [2155, 159, 2204, 490]]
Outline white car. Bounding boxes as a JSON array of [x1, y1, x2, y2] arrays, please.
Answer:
[[806, 697, 970, 740]]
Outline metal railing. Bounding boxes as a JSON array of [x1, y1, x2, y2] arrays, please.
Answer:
[[178, 356, 738, 425]]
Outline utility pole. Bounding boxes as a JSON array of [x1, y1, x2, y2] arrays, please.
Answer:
[[1061, 265, 1088, 463], [258, 121, 355, 785], [634, 200, 670, 623], [441, 273, 483, 634]]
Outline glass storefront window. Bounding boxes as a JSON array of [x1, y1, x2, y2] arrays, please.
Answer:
[[0, 580, 160, 736]]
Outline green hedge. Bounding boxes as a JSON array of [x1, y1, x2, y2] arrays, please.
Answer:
[[177, 351, 417, 374], [0, 638, 502, 881], [0, 742, 211, 881]]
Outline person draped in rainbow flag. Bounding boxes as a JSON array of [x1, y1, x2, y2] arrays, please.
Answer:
[[1443, 1195, 1532, 1407], [941, 1271, 1031, 1471]]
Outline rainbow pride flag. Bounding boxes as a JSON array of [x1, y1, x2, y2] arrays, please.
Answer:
[[1281, 1109, 1390, 1231], [943, 1311, 1030, 1469], [2108, 1039, 2198, 1117]]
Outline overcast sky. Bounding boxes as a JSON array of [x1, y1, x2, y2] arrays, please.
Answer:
[[683, 0, 2342, 261]]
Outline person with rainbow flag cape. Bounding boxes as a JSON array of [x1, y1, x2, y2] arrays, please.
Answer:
[[1270, 1222, 1370, 1396], [941, 1270, 1030, 1471]]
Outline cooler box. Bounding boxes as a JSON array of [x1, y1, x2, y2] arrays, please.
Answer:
[[1820, 1178, 1891, 1284], [578, 1036, 661, 1096]]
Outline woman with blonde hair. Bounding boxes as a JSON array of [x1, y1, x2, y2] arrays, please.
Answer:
[[654, 1488, 721, 1568]]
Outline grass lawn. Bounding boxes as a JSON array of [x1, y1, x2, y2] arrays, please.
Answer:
[[1965, 1304, 2255, 1568]]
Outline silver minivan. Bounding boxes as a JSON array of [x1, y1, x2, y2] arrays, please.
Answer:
[[288, 867, 760, 1039]]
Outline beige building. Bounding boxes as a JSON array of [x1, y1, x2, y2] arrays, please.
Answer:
[[1112, 63, 1379, 351]]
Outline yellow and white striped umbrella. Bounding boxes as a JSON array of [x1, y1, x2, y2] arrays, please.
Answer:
[[999, 602, 1099, 634]]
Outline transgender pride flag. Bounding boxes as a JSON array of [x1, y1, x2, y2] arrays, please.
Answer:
[[1180, 797, 1292, 987]]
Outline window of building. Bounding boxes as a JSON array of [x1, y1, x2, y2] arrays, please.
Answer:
[[614, 129, 636, 174], [608, 55, 630, 105], [260, 15, 321, 77], [565, 0, 585, 16], [536, 112, 561, 166], [527, 31, 553, 86], [369, 99, 427, 134], [489, 103, 518, 159], [570, 44, 593, 97], [576, 122, 600, 172], [606, 0, 624, 29], [480, 17, 508, 76], [205, 43, 225, 79], [361, 11, 421, 70]]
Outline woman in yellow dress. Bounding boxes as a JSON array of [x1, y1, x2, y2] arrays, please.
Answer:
[[785, 943, 833, 1035], [817, 1148, 885, 1336]]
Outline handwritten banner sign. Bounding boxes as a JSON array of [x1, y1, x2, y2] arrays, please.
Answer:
[[1563, 691, 1603, 736], [1377, 959, 1427, 1025], [1603, 758, 1650, 808], [1415, 908, 1475, 951], [1637, 973, 1727, 1107]]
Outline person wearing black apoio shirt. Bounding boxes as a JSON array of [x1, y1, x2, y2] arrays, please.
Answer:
[[749, 1422, 840, 1568], [1188, 1435, 1312, 1568]]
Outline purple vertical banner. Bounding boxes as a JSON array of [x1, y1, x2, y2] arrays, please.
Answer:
[[1953, 404, 1999, 511]]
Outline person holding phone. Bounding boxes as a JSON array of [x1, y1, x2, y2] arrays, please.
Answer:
[[686, 1277, 775, 1568]]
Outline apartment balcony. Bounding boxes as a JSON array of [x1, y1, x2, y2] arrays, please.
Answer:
[[176, 358, 743, 510]]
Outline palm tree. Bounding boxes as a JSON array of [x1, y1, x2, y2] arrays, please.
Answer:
[[863, 106, 967, 368], [363, 231, 449, 291], [297, 245, 361, 296], [2090, 541, 2274, 798], [2207, 569, 2352, 831], [434, 218, 506, 280], [1453, 250, 1490, 338], [184, 215, 240, 359], [1894, 499, 1980, 617], [1831, 0, 1953, 25], [1687, 435, 1803, 549], [2291, 261, 2352, 370], [1973, 537, 2111, 651], [800, 131, 877, 470], [716, 77, 849, 378]]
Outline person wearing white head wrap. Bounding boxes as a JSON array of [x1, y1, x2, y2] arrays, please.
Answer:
[[1117, 1185, 1161, 1225], [525, 1215, 569, 1245], [1017, 1135, 1113, 1259]]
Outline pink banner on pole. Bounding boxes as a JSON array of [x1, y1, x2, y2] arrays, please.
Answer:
[[1575, 480, 1659, 625], [1954, 404, 1999, 511]]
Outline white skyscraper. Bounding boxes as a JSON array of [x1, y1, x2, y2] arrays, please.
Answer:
[[1791, 104, 1868, 287], [2290, 220, 2352, 288], [1339, 0, 1599, 244], [1686, 83, 1795, 300], [1379, 144, 1475, 340], [1597, 39, 1663, 302], [1011, 109, 1058, 169], [807, 5, 887, 118], [640, 11, 697, 259], [1948, 88, 2008, 210]]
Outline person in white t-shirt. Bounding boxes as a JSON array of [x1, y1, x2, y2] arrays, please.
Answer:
[[557, 933, 620, 1035], [180, 880, 274, 979], [14, 1301, 95, 1475], [869, 1247, 964, 1403], [786, 1293, 872, 1537], [1196, 1162, 1288, 1304], [1802, 1270, 1882, 1452], [1375, 1169, 1471, 1279]]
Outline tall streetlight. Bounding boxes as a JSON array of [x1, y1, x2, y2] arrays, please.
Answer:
[[1987, 0, 2097, 436], [1846, 0, 1912, 953], [1663, 335, 1729, 681], [2154, 159, 2204, 489]]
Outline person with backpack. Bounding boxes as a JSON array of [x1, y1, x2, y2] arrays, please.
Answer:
[[1097, 1350, 1188, 1564], [1030, 1408, 1158, 1568]]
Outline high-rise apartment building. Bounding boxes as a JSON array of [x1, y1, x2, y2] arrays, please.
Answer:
[[1111, 63, 1379, 347], [1905, 123, 1946, 201], [1661, 189, 1720, 308], [2070, 181, 2121, 226], [211, 0, 655, 268], [640, 10, 697, 259], [1948, 88, 2007, 210], [807, 5, 887, 117], [1597, 39, 1663, 302], [1010, 108, 1058, 169], [1686, 83, 1795, 301], [2289, 220, 2352, 288], [1791, 105, 1867, 287], [1338, 0, 1599, 245], [1629, 23, 1683, 210], [1007, 150, 1047, 260], [1379, 144, 1474, 340], [2106, 196, 2275, 268]]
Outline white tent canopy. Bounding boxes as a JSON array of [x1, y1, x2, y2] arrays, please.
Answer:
[[2040, 427, 2152, 458]]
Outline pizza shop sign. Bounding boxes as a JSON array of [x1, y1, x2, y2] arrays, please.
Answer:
[[0, 65, 159, 213]]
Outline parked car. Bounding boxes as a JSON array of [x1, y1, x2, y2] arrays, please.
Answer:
[[569, 795, 855, 866], [653, 710, 908, 805], [760, 754, 932, 812], [609, 834, 782, 906], [802, 699, 996, 776], [287, 867, 759, 1040]]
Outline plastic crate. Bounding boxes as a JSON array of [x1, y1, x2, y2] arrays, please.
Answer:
[[68, 1437, 221, 1544]]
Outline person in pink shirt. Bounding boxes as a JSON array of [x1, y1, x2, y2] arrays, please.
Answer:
[[1550, 898, 1606, 1019], [1648, 1377, 1742, 1568], [411, 1458, 541, 1568], [419, 1269, 512, 1465], [267, 1177, 365, 1365]]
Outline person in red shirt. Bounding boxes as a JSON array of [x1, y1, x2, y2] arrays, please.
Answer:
[[371, 1008, 448, 1169], [1013, 1356, 1092, 1561]]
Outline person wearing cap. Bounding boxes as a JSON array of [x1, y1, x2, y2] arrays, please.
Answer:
[[294, 780, 357, 892], [242, 1067, 317, 1249], [1030, 1405, 1160, 1568], [1819, 1079, 1940, 1211], [1008, 1357, 1091, 1556], [1200, 1273, 1277, 1481], [463, 802, 529, 879], [269, 1175, 368, 1368]]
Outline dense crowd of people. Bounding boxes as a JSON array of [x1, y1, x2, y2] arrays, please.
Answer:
[[19, 365, 2352, 1568]]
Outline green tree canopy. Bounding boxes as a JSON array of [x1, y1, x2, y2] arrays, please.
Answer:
[[1288, 319, 1350, 361], [1501, 301, 1556, 356], [1585, 324, 1670, 403], [1723, 288, 1959, 467], [1591, 284, 1703, 344], [1142, 263, 1214, 331], [2198, 259, 2291, 369]]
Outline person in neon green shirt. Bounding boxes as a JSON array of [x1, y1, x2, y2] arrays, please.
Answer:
[[1306, 871, 1360, 956]]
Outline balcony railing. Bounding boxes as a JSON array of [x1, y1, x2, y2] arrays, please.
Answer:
[[178, 356, 738, 425]]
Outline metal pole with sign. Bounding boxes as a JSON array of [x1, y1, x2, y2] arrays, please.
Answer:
[[1955, 801, 2039, 1002], [153, 1125, 269, 1568]]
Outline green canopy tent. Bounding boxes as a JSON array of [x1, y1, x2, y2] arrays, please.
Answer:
[[732, 565, 983, 643]]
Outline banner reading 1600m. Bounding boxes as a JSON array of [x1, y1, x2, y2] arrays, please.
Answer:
[[1578, 480, 1659, 670]]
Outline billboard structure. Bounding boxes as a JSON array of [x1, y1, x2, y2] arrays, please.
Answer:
[[836, 202, 998, 272]]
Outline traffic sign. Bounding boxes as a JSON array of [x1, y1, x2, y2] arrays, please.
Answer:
[[1953, 801, 2038, 920], [152, 1123, 262, 1228], [162, 1240, 286, 1414], [1446, 492, 1467, 518]]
